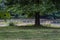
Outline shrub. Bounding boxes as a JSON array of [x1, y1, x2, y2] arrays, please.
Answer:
[[9, 22, 15, 26]]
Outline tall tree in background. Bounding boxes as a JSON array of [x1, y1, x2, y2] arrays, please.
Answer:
[[5, 0, 56, 26]]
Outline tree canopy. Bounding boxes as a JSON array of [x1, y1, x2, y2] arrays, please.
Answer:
[[5, 0, 58, 14], [0, 0, 60, 18]]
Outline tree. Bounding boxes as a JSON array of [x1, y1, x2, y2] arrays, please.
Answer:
[[5, 0, 56, 26]]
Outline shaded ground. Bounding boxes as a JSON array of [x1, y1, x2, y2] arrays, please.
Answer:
[[0, 25, 60, 40]]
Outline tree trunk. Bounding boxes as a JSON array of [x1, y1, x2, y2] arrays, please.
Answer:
[[35, 12, 40, 26]]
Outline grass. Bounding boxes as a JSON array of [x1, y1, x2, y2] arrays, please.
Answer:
[[0, 25, 60, 40]]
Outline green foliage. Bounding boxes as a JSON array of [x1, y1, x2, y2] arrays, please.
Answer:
[[0, 0, 60, 18], [5, 0, 40, 17], [5, 0, 57, 17], [4, 12, 11, 19], [52, 0, 60, 10], [0, 11, 11, 19]]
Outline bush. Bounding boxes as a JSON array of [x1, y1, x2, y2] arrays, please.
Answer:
[[9, 22, 15, 26]]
